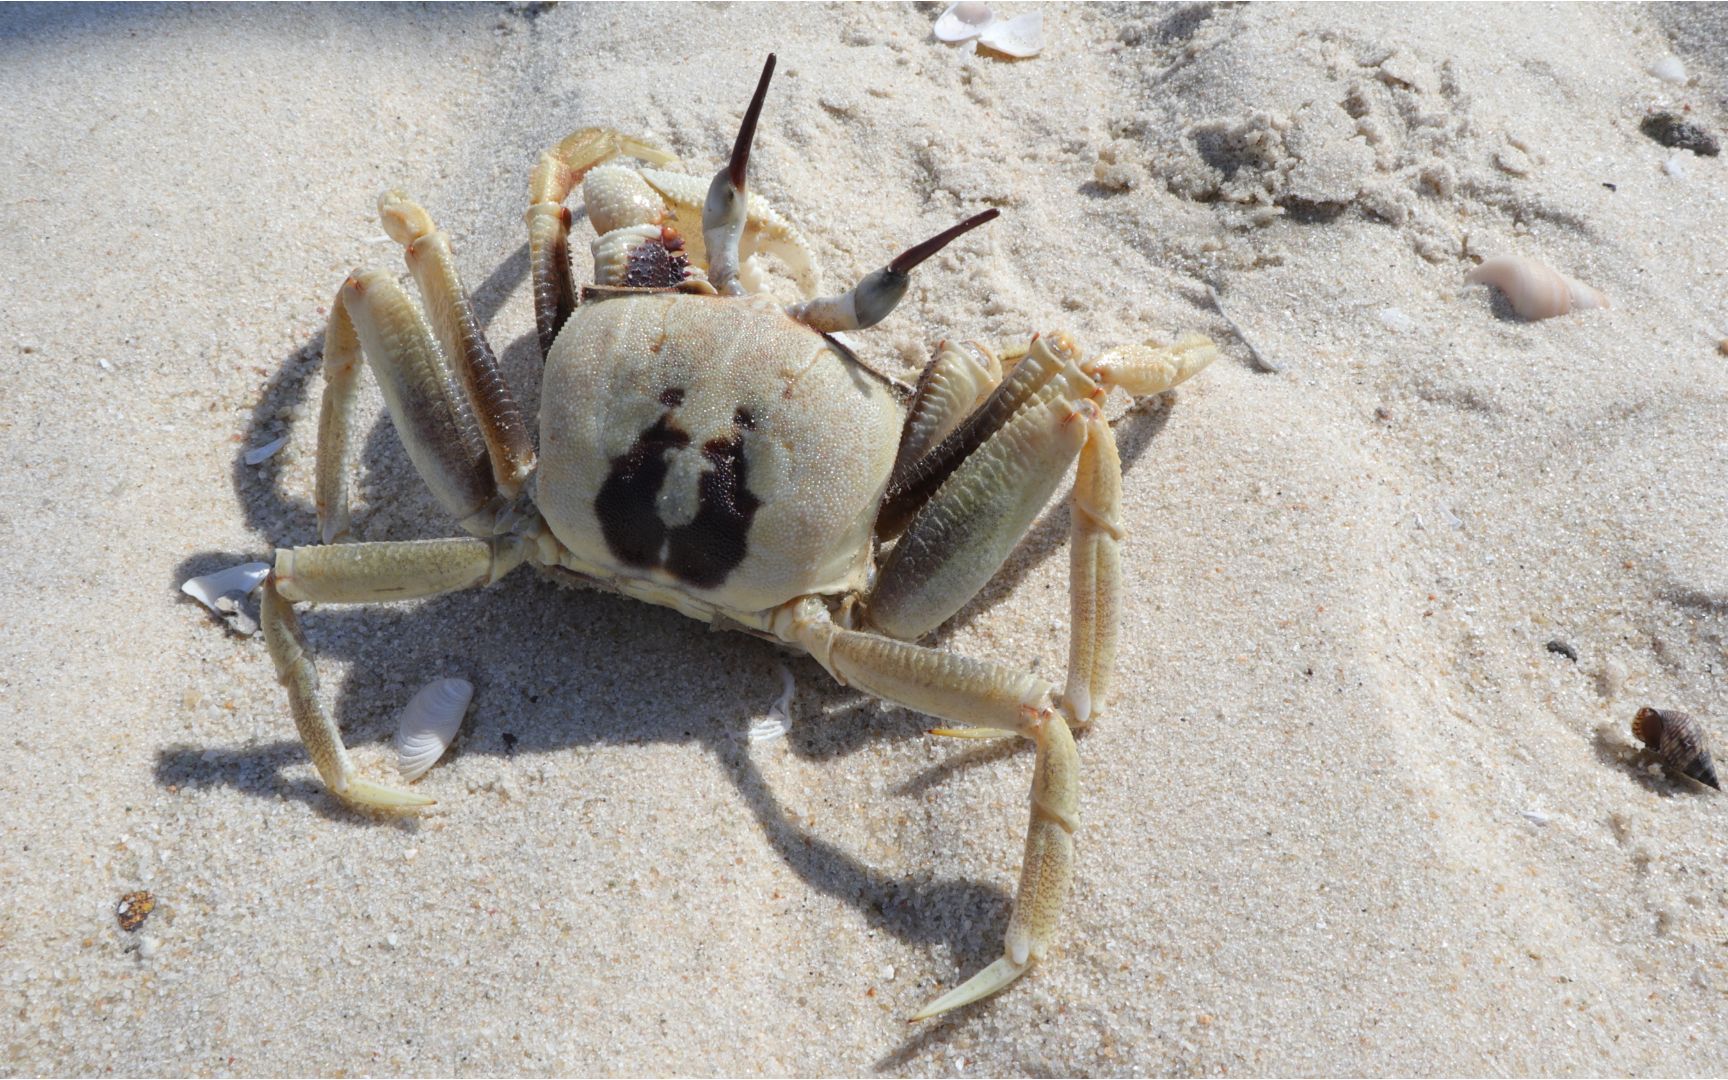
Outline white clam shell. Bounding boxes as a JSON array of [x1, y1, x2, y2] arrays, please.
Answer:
[[1465, 255, 1608, 321], [181, 561, 271, 611], [395, 678, 472, 782], [934, 1, 994, 43], [978, 11, 1043, 57]]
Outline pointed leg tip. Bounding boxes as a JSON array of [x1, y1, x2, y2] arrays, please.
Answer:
[[908, 955, 1030, 1021], [342, 778, 437, 811]]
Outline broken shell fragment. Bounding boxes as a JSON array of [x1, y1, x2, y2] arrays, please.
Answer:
[[748, 663, 797, 743], [1465, 255, 1608, 321], [243, 434, 288, 466], [934, 1, 994, 43], [1632, 706, 1720, 790], [181, 562, 272, 612], [978, 11, 1043, 57], [395, 678, 473, 782]]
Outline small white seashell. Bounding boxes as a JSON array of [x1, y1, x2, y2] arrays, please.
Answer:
[[934, 1, 994, 43], [243, 434, 289, 465], [395, 677, 472, 781], [1465, 255, 1608, 321], [978, 11, 1043, 57], [181, 561, 271, 612], [1663, 154, 1688, 179], [1377, 306, 1414, 333], [748, 664, 796, 743], [1648, 54, 1687, 85]]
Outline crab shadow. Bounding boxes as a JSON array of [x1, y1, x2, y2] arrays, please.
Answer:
[[168, 233, 1192, 1000]]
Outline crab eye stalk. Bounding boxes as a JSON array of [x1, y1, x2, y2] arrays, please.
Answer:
[[788, 208, 1000, 333], [704, 53, 777, 295]]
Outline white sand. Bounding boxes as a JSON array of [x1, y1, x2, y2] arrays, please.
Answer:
[[4, 3, 1727, 1074]]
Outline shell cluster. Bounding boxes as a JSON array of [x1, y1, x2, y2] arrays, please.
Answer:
[[933, 3, 1043, 58], [1465, 255, 1608, 321], [1632, 707, 1720, 791], [395, 678, 473, 782]]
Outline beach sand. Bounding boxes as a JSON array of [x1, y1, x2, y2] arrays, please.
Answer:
[[4, 3, 1727, 1074]]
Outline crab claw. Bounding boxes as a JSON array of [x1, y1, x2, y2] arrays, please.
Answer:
[[705, 53, 777, 294], [788, 208, 1000, 333]]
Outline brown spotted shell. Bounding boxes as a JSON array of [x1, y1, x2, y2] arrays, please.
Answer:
[[1632, 707, 1720, 790]]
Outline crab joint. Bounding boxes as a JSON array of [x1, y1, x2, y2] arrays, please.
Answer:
[[788, 209, 1001, 333], [704, 53, 776, 295]]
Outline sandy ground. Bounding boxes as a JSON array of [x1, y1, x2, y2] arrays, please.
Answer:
[[4, 2, 1728, 1075]]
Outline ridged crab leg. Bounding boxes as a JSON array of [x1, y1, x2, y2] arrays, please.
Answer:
[[317, 271, 503, 542], [378, 193, 536, 498], [889, 341, 1004, 493]]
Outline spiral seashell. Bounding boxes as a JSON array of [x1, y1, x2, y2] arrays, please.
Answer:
[[395, 678, 473, 782], [934, 2, 994, 43], [978, 12, 1043, 57], [1465, 255, 1608, 321], [1632, 706, 1720, 790]]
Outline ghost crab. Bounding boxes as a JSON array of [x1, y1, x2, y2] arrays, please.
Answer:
[[261, 54, 1216, 1019]]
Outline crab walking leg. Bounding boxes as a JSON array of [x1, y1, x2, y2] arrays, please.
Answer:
[[526, 129, 678, 355], [316, 272, 504, 542], [770, 599, 1078, 1019], [379, 193, 536, 497], [1082, 334, 1217, 397], [878, 332, 1092, 537], [888, 341, 1004, 494], [866, 388, 1093, 642], [262, 535, 527, 809], [1064, 405, 1124, 726], [915, 711, 1078, 1020]]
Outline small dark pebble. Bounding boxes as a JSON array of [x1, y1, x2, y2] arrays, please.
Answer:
[[1640, 112, 1720, 156], [1601, 182, 1617, 191], [1545, 639, 1579, 662]]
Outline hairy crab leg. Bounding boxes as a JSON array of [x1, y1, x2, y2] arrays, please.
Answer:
[[865, 388, 1093, 642], [877, 331, 1089, 538], [1062, 404, 1124, 726], [378, 193, 536, 497], [317, 271, 507, 542], [888, 340, 1004, 496], [261, 534, 527, 810]]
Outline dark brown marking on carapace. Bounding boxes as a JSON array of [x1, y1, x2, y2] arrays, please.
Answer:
[[594, 405, 762, 589], [664, 433, 761, 589], [594, 414, 689, 569]]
